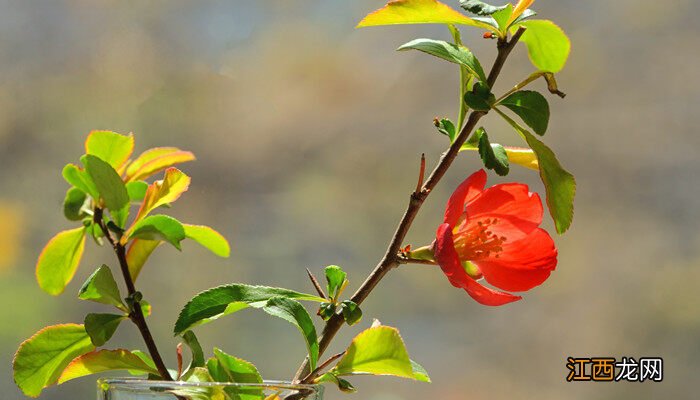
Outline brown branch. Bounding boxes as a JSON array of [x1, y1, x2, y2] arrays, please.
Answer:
[[306, 268, 327, 300], [94, 208, 173, 381], [301, 351, 346, 383], [415, 153, 426, 194], [294, 28, 528, 384]]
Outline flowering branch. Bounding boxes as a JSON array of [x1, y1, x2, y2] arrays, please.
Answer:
[[294, 27, 528, 383]]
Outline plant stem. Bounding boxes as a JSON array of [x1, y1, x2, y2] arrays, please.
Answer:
[[449, 25, 469, 131], [294, 27, 527, 384], [94, 207, 173, 381]]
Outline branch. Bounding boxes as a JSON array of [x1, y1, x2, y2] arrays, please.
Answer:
[[301, 351, 346, 383], [94, 208, 173, 381], [295, 27, 527, 384]]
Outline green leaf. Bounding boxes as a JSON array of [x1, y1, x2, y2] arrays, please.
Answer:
[[177, 368, 227, 400], [126, 181, 148, 203], [208, 349, 262, 383], [464, 92, 492, 111], [85, 130, 134, 170], [261, 297, 319, 371], [397, 38, 488, 84], [174, 284, 326, 335], [477, 128, 510, 176], [495, 109, 576, 233], [357, 0, 494, 30], [410, 360, 432, 382], [84, 313, 125, 347], [499, 90, 550, 135], [125, 239, 160, 281], [464, 83, 494, 111], [332, 326, 416, 380], [434, 118, 457, 142], [184, 224, 230, 257], [129, 215, 186, 250], [111, 206, 129, 230], [58, 349, 158, 384], [83, 155, 129, 211], [317, 302, 336, 321], [182, 331, 205, 370], [315, 372, 357, 393], [63, 188, 87, 221], [62, 164, 99, 199], [13, 324, 95, 397], [340, 300, 363, 326], [459, 0, 507, 16], [512, 20, 570, 73], [36, 227, 86, 296], [131, 350, 157, 372], [512, 8, 537, 25], [491, 4, 514, 31], [78, 265, 127, 311], [324, 265, 347, 300]]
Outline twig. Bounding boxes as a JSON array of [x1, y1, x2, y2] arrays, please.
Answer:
[[306, 268, 327, 299], [301, 351, 346, 383], [94, 208, 173, 381], [415, 154, 426, 195], [294, 28, 528, 384]]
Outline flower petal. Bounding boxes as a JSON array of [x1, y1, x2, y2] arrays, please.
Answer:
[[435, 224, 521, 306], [444, 170, 486, 226], [477, 228, 557, 292], [464, 183, 543, 240]]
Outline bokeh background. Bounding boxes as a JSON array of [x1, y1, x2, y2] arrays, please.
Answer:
[[1, 0, 698, 399]]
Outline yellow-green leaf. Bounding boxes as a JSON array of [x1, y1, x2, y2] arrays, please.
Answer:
[[83, 155, 130, 212], [36, 227, 86, 296], [85, 130, 134, 170], [512, 20, 570, 73], [58, 349, 159, 384], [184, 224, 230, 257], [125, 239, 161, 281], [130, 167, 191, 227], [13, 324, 95, 397], [332, 326, 417, 380], [125, 147, 196, 182], [357, 0, 492, 30], [62, 164, 99, 200]]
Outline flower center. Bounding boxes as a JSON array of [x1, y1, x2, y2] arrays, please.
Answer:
[[452, 218, 506, 260]]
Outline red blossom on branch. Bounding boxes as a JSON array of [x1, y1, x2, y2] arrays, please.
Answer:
[[433, 170, 557, 306]]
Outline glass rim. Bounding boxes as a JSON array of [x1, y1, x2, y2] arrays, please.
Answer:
[[97, 377, 321, 392]]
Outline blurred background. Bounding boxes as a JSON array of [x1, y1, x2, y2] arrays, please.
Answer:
[[1, 0, 698, 399]]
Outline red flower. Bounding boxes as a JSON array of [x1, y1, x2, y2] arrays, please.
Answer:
[[432, 170, 557, 306]]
